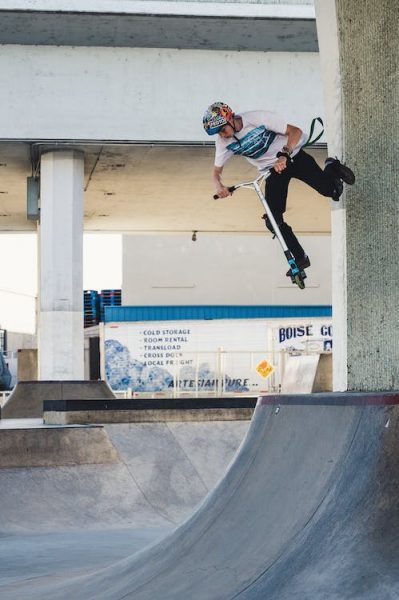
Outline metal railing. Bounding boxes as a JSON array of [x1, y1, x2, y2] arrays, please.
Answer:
[[110, 343, 331, 399]]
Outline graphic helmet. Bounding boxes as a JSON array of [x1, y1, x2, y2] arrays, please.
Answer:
[[203, 102, 234, 135]]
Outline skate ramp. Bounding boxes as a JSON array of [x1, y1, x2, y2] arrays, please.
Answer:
[[9, 392, 399, 600], [0, 424, 120, 469], [0, 380, 115, 419], [0, 421, 248, 535]]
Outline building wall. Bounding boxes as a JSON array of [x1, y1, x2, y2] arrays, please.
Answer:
[[6, 331, 36, 352], [122, 233, 331, 306]]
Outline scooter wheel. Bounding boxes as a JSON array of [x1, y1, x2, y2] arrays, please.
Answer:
[[293, 274, 306, 289]]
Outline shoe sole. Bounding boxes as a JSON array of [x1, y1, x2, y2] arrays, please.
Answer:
[[337, 165, 355, 185], [326, 158, 356, 186]]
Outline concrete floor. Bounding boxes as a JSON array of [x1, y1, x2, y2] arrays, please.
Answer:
[[0, 528, 169, 589]]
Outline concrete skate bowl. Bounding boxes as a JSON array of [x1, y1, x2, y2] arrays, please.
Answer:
[[7, 391, 399, 600], [0, 420, 248, 596]]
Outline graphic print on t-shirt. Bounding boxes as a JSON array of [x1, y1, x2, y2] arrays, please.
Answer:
[[226, 126, 277, 159]]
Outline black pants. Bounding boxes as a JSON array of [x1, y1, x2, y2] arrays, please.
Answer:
[[263, 149, 336, 261]]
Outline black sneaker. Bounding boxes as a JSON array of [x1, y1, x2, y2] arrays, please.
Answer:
[[331, 179, 343, 201], [286, 255, 310, 277], [325, 157, 355, 185]]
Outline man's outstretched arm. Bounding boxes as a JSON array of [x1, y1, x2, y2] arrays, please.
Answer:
[[212, 165, 232, 198]]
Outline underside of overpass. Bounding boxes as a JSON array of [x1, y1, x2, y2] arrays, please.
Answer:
[[0, 143, 329, 234]]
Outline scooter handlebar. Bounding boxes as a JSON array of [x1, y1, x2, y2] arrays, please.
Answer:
[[213, 186, 236, 200]]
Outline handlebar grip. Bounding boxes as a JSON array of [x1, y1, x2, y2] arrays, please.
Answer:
[[213, 186, 236, 200]]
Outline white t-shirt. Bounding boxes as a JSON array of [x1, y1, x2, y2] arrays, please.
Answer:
[[214, 110, 308, 172]]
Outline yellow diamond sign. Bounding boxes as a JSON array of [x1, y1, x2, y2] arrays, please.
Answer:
[[256, 359, 274, 379]]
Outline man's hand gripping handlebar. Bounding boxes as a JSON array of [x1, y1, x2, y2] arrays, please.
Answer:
[[212, 171, 270, 200], [213, 187, 236, 200]]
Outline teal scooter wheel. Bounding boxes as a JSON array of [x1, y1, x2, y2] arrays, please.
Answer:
[[293, 273, 306, 289]]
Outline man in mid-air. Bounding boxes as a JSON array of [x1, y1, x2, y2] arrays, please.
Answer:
[[203, 101, 355, 275]]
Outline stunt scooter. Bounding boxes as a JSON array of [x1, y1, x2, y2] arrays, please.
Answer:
[[213, 170, 307, 290]]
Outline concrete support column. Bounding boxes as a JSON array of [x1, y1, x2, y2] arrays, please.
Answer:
[[38, 150, 84, 380], [337, 0, 399, 391], [316, 0, 399, 391]]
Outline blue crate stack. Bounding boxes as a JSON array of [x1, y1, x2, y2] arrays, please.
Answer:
[[84, 290, 100, 328], [99, 289, 122, 322]]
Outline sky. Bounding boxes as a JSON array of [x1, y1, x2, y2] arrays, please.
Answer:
[[0, 233, 122, 334]]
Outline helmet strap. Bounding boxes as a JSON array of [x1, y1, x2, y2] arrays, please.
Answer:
[[231, 117, 242, 144]]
